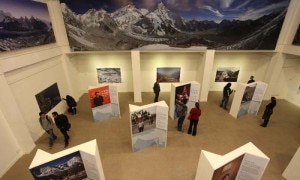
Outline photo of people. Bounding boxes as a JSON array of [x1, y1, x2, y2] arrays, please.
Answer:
[[30, 151, 87, 180], [215, 67, 240, 82], [212, 154, 245, 180], [97, 68, 121, 83], [174, 84, 191, 119], [35, 83, 62, 113], [88, 86, 111, 108], [157, 67, 180, 82], [131, 106, 156, 134]]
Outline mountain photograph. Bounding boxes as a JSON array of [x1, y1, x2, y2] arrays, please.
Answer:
[[30, 151, 88, 180], [0, 0, 55, 52], [59, 0, 290, 51]]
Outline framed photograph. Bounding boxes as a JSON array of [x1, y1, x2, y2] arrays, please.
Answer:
[[215, 67, 240, 82], [131, 106, 156, 135], [0, 0, 55, 52], [97, 68, 121, 83], [35, 83, 61, 113], [157, 67, 180, 83]]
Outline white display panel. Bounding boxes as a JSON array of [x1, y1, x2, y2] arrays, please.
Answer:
[[282, 146, 300, 180], [195, 142, 270, 180], [29, 139, 105, 180], [129, 101, 169, 152], [230, 81, 268, 118], [88, 85, 120, 121], [169, 81, 200, 120]]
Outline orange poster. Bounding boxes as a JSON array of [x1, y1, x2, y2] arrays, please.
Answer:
[[88, 86, 111, 108]]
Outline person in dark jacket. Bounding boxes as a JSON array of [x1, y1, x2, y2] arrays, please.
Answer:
[[220, 83, 234, 110], [153, 78, 161, 102], [52, 112, 71, 147], [260, 97, 277, 127], [187, 102, 202, 136], [63, 95, 77, 115]]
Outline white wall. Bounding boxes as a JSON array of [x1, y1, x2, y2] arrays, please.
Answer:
[[210, 52, 272, 91], [280, 55, 300, 106], [140, 52, 203, 92], [0, 109, 22, 177], [72, 52, 133, 93], [5, 56, 70, 140]]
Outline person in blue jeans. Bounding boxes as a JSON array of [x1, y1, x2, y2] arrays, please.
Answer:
[[39, 112, 57, 148], [220, 83, 234, 110], [176, 99, 188, 132]]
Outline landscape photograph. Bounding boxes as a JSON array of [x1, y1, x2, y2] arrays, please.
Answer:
[[0, 0, 55, 52], [59, 0, 290, 51]]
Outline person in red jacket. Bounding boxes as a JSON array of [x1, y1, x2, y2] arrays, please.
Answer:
[[187, 102, 202, 136]]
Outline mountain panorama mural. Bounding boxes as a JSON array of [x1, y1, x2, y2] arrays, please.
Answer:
[[60, 0, 290, 51], [0, 0, 55, 52]]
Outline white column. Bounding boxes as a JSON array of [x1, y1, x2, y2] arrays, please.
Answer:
[[263, 53, 285, 99], [199, 50, 215, 102], [131, 50, 142, 102], [0, 70, 35, 153]]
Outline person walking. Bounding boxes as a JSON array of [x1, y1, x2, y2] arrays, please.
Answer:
[[187, 102, 202, 136], [260, 97, 277, 127], [220, 83, 234, 110], [153, 78, 161, 102], [52, 112, 71, 147], [38, 112, 57, 148]]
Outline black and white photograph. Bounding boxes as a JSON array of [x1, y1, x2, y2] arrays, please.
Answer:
[[30, 151, 88, 180], [157, 67, 180, 83], [59, 0, 289, 51], [131, 106, 156, 134], [35, 83, 62, 113], [97, 68, 121, 83], [0, 0, 55, 52], [215, 67, 240, 82]]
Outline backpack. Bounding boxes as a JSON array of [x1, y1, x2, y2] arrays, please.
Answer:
[[39, 115, 51, 126]]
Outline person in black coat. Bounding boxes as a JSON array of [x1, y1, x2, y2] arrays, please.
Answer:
[[220, 83, 234, 110], [52, 112, 71, 147], [63, 95, 77, 115], [260, 97, 277, 127], [153, 78, 161, 102]]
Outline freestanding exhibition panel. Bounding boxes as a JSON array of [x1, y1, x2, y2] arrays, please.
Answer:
[[29, 139, 105, 180], [169, 81, 200, 120], [129, 101, 169, 152], [230, 81, 268, 118], [195, 142, 270, 180]]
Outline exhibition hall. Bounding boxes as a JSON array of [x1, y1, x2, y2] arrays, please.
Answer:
[[0, 0, 300, 179]]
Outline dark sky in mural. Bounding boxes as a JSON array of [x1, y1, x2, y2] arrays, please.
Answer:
[[0, 0, 50, 21], [60, 0, 290, 22]]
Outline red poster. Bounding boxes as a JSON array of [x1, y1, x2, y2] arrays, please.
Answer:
[[88, 86, 111, 108]]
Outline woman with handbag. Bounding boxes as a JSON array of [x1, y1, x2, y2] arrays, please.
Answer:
[[187, 102, 202, 136]]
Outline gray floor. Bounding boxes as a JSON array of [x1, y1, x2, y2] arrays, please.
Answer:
[[2, 91, 300, 180]]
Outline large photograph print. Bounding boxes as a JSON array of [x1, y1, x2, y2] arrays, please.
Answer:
[[215, 67, 240, 82], [35, 83, 61, 113], [59, 0, 290, 51], [30, 151, 88, 180], [0, 0, 55, 52], [97, 68, 121, 83], [157, 67, 180, 82]]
